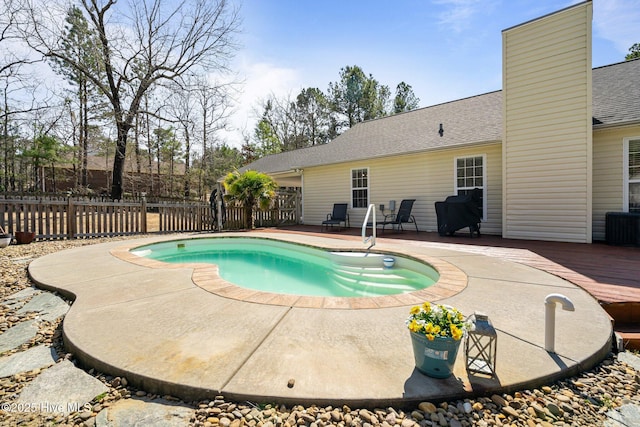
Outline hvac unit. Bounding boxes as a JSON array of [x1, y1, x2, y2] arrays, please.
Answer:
[[605, 212, 640, 246]]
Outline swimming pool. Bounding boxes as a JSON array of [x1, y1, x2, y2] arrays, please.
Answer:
[[131, 237, 439, 297]]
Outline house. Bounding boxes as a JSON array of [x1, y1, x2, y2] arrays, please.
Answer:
[[45, 154, 186, 196], [242, 1, 640, 244]]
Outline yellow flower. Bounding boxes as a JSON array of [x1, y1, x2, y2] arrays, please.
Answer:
[[408, 320, 421, 333], [407, 302, 469, 339], [451, 324, 463, 340]]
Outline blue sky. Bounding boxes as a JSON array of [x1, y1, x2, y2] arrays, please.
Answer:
[[224, 0, 639, 146]]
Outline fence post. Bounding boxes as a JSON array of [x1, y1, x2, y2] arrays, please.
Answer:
[[141, 195, 147, 234], [67, 198, 76, 239]]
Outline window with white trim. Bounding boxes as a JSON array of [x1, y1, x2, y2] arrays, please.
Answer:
[[625, 138, 640, 213], [351, 168, 369, 208], [455, 155, 486, 220]]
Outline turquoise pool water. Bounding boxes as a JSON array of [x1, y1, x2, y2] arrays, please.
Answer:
[[131, 238, 438, 297]]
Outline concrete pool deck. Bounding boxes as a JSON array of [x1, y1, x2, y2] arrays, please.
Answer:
[[27, 232, 613, 407]]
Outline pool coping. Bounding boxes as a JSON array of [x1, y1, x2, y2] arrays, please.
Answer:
[[110, 235, 468, 309]]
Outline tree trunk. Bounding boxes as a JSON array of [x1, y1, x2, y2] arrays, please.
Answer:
[[81, 79, 89, 187], [245, 205, 253, 230], [50, 161, 56, 192], [145, 100, 154, 195], [156, 129, 161, 195], [3, 87, 10, 191], [110, 126, 128, 200], [183, 127, 190, 198], [133, 115, 141, 196], [134, 115, 141, 174], [170, 152, 174, 197]]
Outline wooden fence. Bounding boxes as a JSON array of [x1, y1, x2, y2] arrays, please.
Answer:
[[0, 190, 301, 241]]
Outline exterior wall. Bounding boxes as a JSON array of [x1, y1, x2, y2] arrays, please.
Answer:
[[302, 143, 503, 235], [502, 2, 593, 243], [592, 125, 640, 241]]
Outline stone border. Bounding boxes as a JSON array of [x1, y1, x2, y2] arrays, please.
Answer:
[[110, 235, 468, 309]]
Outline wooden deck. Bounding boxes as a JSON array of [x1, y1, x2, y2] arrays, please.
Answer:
[[269, 226, 640, 305]]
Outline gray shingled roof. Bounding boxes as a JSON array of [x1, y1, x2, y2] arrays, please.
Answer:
[[592, 58, 640, 126], [245, 59, 640, 174]]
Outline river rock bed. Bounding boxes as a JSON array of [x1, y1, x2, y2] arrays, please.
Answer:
[[0, 237, 638, 426]]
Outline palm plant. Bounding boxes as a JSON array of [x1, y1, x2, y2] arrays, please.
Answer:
[[223, 170, 278, 229]]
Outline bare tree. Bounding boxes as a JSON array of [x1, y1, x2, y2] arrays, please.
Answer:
[[251, 88, 332, 155], [164, 79, 195, 197], [1, 0, 40, 190], [165, 74, 237, 199], [1, 0, 38, 78], [193, 76, 235, 196], [18, 0, 240, 199]]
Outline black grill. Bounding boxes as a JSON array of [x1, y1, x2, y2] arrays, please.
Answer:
[[435, 191, 482, 238]]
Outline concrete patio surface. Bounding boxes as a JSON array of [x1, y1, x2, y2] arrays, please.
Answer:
[[27, 231, 613, 408]]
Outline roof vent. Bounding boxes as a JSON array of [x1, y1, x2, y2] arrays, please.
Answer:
[[438, 123, 444, 137]]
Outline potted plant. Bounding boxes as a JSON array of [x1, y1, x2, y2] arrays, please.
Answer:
[[14, 231, 36, 244], [406, 302, 471, 378], [0, 225, 11, 248]]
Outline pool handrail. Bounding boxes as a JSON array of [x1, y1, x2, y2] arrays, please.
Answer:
[[362, 204, 376, 248]]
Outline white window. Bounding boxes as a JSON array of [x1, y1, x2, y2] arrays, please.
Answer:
[[454, 155, 486, 220], [624, 137, 640, 213], [351, 168, 369, 208]]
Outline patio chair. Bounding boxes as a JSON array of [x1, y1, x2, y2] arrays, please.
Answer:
[[381, 199, 418, 233], [322, 203, 350, 231]]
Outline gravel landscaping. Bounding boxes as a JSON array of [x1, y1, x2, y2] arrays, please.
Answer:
[[1, 237, 639, 426]]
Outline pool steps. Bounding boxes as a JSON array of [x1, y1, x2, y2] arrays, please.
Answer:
[[329, 264, 428, 295]]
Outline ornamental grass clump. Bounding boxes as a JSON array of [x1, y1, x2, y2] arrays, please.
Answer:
[[406, 302, 471, 341]]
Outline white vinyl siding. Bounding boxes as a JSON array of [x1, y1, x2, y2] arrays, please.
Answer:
[[351, 168, 369, 208], [502, 2, 593, 243], [302, 143, 502, 234], [303, 164, 351, 225], [592, 128, 623, 240], [591, 127, 640, 240], [625, 137, 640, 213]]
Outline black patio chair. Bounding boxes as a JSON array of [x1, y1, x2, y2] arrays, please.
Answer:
[[381, 199, 418, 233], [322, 203, 350, 231]]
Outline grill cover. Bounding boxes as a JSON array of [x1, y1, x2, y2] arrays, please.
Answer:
[[435, 194, 482, 237]]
